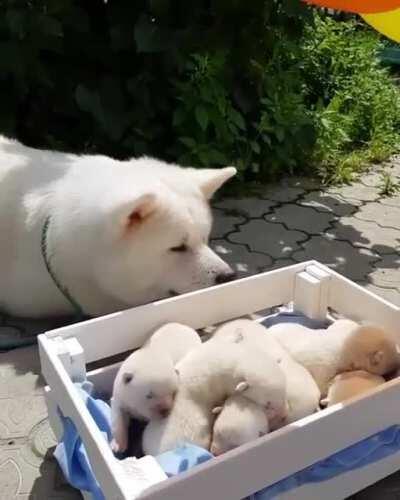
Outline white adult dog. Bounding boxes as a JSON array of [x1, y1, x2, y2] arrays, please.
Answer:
[[0, 135, 236, 318]]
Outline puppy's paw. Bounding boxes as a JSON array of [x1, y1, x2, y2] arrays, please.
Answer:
[[111, 437, 127, 454]]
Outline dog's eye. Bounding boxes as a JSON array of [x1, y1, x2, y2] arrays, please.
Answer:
[[146, 391, 154, 400], [170, 243, 188, 253]]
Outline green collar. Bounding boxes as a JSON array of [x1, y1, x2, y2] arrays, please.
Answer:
[[41, 215, 87, 320]]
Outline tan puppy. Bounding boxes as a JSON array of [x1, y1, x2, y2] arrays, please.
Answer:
[[321, 370, 386, 407], [269, 321, 399, 396]]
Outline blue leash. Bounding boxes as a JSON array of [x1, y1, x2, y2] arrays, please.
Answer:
[[41, 215, 87, 320], [0, 216, 88, 351]]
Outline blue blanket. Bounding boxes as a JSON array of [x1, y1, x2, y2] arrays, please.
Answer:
[[54, 313, 400, 499]]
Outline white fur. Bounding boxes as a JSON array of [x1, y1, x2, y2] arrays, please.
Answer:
[[269, 321, 399, 396], [0, 135, 236, 317], [147, 323, 201, 364], [210, 395, 269, 456], [111, 346, 178, 453], [176, 338, 288, 419], [214, 320, 320, 427], [326, 319, 358, 335], [321, 370, 386, 407], [111, 323, 199, 452], [142, 388, 212, 455], [143, 339, 288, 455]]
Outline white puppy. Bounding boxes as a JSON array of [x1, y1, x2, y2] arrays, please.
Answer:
[[147, 322, 201, 363], [111, 347, 178, 453], [111, 323, 200, 452], [143, 340, 288, 455], [214, 320, 321, 426], [210, 395, 269, 456], [176, 338, 288, 420], [0, 135, 236, 317], [269, 321, 399, 396], [321, 370, 386, 407]]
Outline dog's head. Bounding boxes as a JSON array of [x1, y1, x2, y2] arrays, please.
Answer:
[[92, 159, 237, 309]]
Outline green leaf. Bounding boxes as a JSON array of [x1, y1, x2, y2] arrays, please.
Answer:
[[321, 117, 330, 129], [229, 109, 246, 130], [276, 127, 285, 143], [261, 134, 272, 146], [134, 15, 169, 53], [173, 109, 186, 127], [75, 84, 107, 131], [61, 6, 90, 33], [36, 14, 63, 38], [207, 149, 229, 165], [99, 77, 128, 141], [195, 105, 209, 131], [6, 9, 25, 38], [0, 42, 23, 76], [110, 26, 133, 51], [250, 141, 261, 154], [179, 137, 196, 149]]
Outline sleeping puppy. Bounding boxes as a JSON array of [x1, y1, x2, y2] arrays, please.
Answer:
[[111, 323, 201, 453], [210, 395, 269, 456], [321, 371, 386, 407], [142, 339, 288, 455], [214, 319, 321, 426], [269, 320, 400, 396]]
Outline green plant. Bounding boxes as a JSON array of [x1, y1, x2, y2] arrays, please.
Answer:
[[379, 172, 400, 196], [171, 52, 247, 170], [302, 15, 400, 184], [0, 3, 399, 184], [0, 0, 311, 168]]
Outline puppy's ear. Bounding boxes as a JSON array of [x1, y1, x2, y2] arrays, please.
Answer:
[[117, 193, 158, 233], [189, 167, 237, 199]]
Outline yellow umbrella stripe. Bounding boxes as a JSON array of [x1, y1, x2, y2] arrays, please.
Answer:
[[361, 8, 400, 43]]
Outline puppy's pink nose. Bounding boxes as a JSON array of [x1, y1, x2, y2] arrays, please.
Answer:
[[154, 395, 175, 417]]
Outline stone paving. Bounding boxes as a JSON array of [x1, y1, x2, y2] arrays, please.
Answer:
[[1, 157, 400, 498]]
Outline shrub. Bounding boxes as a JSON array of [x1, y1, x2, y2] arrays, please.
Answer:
[[302, 15, 400, 183], [0, 1, 311, 168], [0, 2, 399, 183]]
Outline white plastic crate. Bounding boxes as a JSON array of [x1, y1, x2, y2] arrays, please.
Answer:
[[38, 260, 400, 500]]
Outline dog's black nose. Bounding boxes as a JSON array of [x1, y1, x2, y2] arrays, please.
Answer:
[[215, 271, 237, 284]]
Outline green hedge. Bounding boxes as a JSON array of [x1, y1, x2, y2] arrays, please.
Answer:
[[0, 2, 399, 182]]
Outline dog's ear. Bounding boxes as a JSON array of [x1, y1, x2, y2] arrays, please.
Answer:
[[190, 167, 237, 199], [117, 193, 158, 232]]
